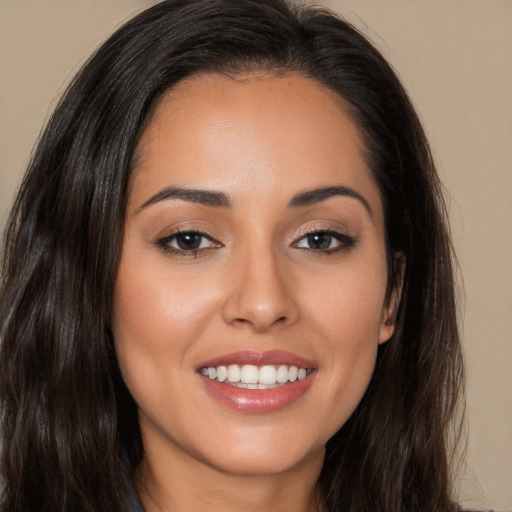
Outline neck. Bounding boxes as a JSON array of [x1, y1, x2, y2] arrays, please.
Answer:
[[136, 442, 326, 512]]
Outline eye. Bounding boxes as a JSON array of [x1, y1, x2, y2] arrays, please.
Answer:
[[294, 230, 356, 253], [156, 230, 220, 255]]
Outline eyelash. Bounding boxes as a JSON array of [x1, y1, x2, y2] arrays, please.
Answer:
[[293, 229, 357, 255], [155, 229, 220, 257], [155, 229, 357, 257]]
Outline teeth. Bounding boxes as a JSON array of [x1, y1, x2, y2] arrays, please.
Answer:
[[259, 365, 277, 385], [240, 365, 258, 384], [276, 365, 288, 383], [216, 365, 228, 382], [200, 364, 311, 386], [227, 364, 240, 383]]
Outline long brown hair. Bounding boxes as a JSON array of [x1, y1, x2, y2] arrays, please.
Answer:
[[0, 1, 464, 511]]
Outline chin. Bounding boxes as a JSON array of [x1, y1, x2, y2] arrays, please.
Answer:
[[200, 440, 326, 477]]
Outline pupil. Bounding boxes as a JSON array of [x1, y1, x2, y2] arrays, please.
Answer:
[[308, 233, 331, 250], [177, 233, 201, 250]]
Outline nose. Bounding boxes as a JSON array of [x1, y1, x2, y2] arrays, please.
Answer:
[[221, 244, 300, 332]]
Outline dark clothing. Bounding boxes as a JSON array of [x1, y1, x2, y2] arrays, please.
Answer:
[[127, 489, 145, 512]]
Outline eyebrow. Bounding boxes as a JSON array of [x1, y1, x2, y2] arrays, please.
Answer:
[[137, 184, 371, 216], [137, 186, 231, 212], [288, 186, 372, 215]]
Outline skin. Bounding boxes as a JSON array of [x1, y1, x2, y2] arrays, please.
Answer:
[[113, 72, 398, 512]]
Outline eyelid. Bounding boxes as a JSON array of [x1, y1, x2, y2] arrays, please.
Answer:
[[155, 228, 223, 256], [292, 222, 352, 241], [291, 226, 357, 254]]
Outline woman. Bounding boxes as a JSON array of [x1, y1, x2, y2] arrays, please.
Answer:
[[0, 1, 464, 511]]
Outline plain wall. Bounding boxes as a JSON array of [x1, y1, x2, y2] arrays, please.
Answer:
[[1, 1, 511, 510]]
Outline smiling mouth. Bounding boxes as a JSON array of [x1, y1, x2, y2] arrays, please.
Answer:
[[199, 364, 312, 389], [197, 351, 316, 412]]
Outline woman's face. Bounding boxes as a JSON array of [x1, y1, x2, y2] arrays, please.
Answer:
[[113, 73, 395, 477]]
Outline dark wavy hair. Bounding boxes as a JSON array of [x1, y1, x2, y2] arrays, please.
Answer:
[[0, 1, 464, 511]]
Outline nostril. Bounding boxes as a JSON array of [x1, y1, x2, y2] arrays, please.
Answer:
[[230, 314, 289, 331]]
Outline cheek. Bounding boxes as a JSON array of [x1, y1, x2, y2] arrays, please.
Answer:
[[113, 251, 218, 352], [302, 258, 388, 340], [111, 244, 234, 419], [112, 268, 208, 439], [112, 253, 193, 396], [298, 261, 386, 419]]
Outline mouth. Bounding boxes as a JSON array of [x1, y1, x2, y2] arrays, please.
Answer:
[[197, 350, 316, 413], [199, 364, 312, 389]]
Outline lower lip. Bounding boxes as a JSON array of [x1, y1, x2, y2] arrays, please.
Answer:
[[199, 373, 315, 413]]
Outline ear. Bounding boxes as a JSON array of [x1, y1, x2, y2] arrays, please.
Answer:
[[378, 252, 406, 345]]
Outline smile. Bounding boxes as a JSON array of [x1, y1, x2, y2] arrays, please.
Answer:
[[199, 364, 311, 389], [197, 351, 316, 413]]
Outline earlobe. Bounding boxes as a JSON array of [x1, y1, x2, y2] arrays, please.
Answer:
[[378, 252, 406, 345], [378, 321, 395, 345], [378, 301, 397, 344]]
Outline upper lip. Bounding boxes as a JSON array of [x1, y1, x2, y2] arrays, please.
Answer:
[[196, 349, 316, 370]]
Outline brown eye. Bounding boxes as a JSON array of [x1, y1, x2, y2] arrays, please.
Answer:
[[306, 233, 333, 250], [294, 230, 357, 253], [156, 230, 220, 254], [174, 232, 204, 250]]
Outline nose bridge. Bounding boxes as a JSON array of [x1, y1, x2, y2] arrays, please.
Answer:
[[222, 235, 299, 331]]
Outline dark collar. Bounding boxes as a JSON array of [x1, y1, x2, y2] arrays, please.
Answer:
[[126, 489, 146, 512]]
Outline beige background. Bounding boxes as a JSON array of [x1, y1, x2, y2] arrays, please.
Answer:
[[0, 1, 511, 510]]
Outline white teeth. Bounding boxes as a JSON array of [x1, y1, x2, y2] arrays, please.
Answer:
[[240, 365, 259, 384], [200, 363, 311, 386], [276, 365, 289, 383], [227, 364, 241, 382], [259, 365, 277, 385], [216, 365, 228, 382]]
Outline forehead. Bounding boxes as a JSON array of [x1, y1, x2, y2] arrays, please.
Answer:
[[130, 72, 382, 222]]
